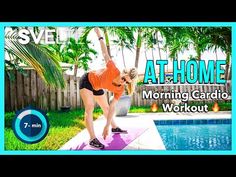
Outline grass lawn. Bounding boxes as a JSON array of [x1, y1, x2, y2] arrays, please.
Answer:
[[4, 108, 103, 150], [5, 101, 231, 150], [129, 101, 232, 113]]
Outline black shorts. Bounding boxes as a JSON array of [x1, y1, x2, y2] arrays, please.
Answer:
[[79, 72, 104, 96]]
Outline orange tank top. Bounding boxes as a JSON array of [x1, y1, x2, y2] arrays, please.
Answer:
[[88, 60, 124, 100]]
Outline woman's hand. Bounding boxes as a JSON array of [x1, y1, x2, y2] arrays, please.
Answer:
[[94, 27, 101, 37], [102, 124, 110, 140]]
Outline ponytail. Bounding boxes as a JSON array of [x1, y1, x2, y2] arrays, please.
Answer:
[[123, 67, 138, 95]]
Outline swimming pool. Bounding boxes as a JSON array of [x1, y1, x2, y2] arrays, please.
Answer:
[[155, 119, 231, 150]]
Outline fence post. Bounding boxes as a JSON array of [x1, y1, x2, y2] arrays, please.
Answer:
[[63, 74, 69, 107], [76, 77, 80, 109], [5, 74, 10, 112], [16, 71, 23, 109], [70, 75, 76, 109], [31, 70, 37, 107]]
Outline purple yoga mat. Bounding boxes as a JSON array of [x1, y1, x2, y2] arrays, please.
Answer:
[[71, 127, 148, 150]]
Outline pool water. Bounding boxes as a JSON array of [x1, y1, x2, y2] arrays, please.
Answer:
[[156, 120, 231, 150]]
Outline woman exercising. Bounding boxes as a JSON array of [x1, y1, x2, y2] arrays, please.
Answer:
[[79, 27, 138, 149]]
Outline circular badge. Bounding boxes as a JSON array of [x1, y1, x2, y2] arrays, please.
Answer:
[[12, 106, 50, 144]]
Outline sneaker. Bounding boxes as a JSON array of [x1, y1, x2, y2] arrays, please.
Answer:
[[89, 138, 105, 149], [111, 127, 128, 134]]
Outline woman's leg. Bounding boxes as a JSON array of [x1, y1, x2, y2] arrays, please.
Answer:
[[94, 93, 118, 129], [80, 88, 96, 140]]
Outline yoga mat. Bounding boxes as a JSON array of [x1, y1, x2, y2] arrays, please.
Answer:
[[71, 127, 148, 150]]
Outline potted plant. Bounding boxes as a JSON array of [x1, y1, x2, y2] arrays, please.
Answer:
[[110, 94, 132, 117], [60, 105, 71, 112], [110, 76, 139, 116]]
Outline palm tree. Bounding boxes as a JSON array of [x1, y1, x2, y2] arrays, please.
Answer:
[[185, 27, 211, 60], [143, 27, 156, 61], [112, 39, 134, 68], [155, 31, 162, 60], [79, 26, 136, 70], [159, 27, 212, 61], [208, 27, 231, 52], [44, 27, 65, 62], [206, 27, 231, 79], [144, 44, 148, 61], [5, 29, 65, 88], [80, 27, 111, 56], [134, 27, 167, 71], [80, 27, 135, 61], [134, 28, 143, 68], [102, 27, 135, 59], [111, 27, 134, 68], [63, 37, 97, 76], [103, 28, 111, 57], [159, 27, 187, 60], [159, 27, 232, 80]]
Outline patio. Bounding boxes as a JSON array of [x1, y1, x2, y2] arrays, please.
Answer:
[[59, 111, 231, 150]]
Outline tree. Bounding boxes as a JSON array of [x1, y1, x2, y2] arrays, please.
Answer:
[[155, 30, 162, 60], [158, 27, 188, 60], [5, 29, 65, 88], [206, 27, 231, 79], [111, 27, 134, 68], [185, 27, 211, 60], [80, 26, 135, 69], [143, 27, 156, 61], [63, 37, 97, 76], [100, 27, 135, 60], [103, 28, 111, 57], [134, 28, 142, 68], [159, 27, 212, 61]]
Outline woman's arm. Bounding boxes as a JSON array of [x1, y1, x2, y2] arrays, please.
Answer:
[[107, 98, 117, 126], [94, 27, 111, 63], [102, 98, 118, 139]]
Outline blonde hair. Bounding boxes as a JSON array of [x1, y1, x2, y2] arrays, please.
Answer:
[[123, 68, 138, 95]]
